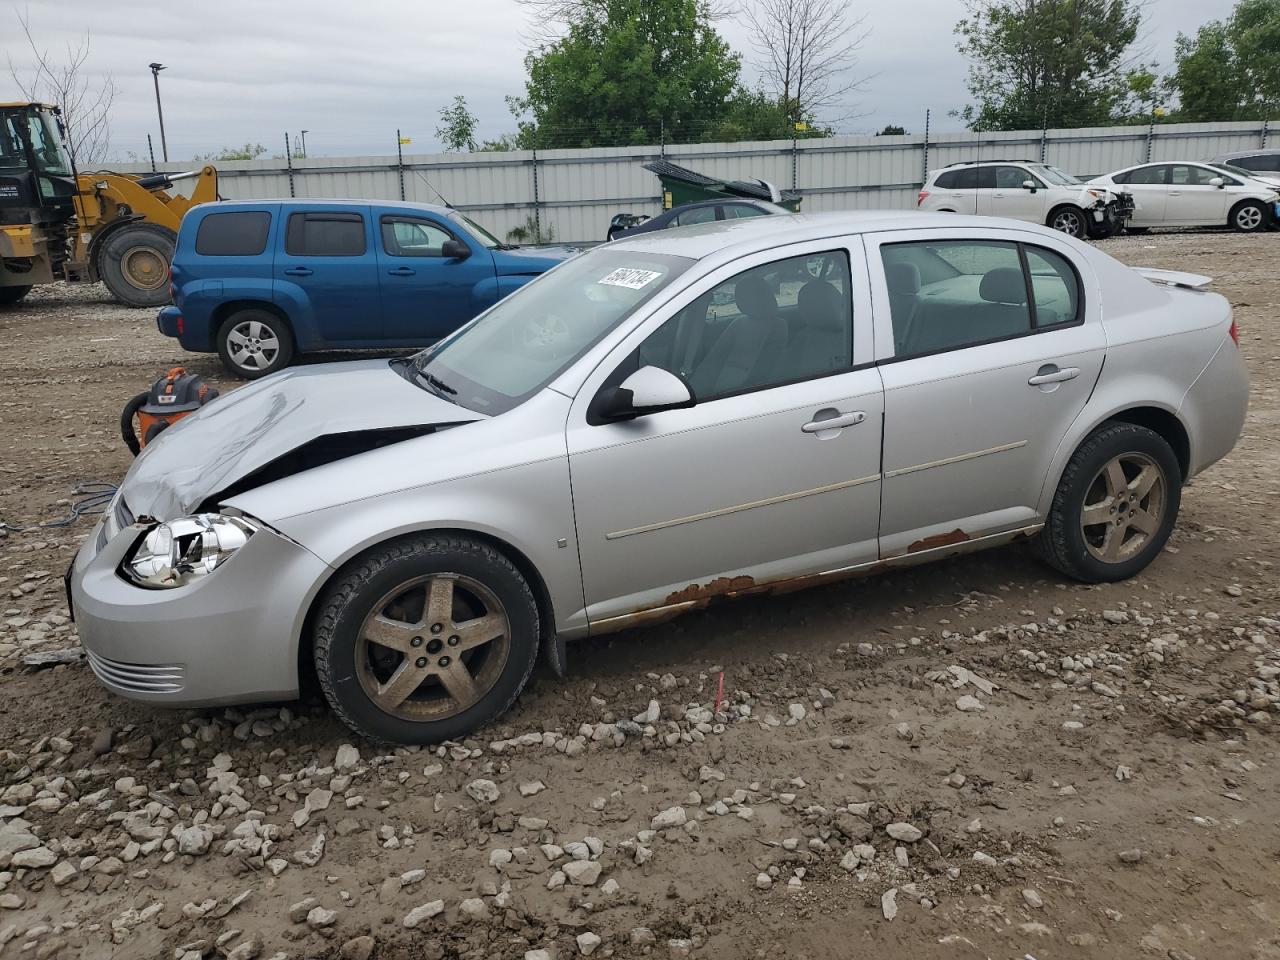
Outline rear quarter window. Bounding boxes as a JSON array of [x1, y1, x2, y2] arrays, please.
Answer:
[[194, 211, 271, 256]]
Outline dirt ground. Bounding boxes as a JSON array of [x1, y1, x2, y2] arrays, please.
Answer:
[[1, 230, 1279, 960]]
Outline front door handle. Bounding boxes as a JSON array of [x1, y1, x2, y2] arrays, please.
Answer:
[[1028, 365, 1081, 386], [802, 410, 866, 433], [387, 267, 416, 277], [283, 267, 313, 277]]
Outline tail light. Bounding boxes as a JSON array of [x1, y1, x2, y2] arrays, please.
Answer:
[[917, 190, 930, 207], [176, 314, 184, 336], [1229, 317, 1239, 346]]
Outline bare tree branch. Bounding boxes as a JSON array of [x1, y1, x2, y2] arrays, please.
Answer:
[[742, 0, 870, 124], [7, 6, 116, 166]]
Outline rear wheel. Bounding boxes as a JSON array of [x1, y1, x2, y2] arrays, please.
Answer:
[[1230, 200, 1267, 233], [0, 285, 32, 306], [1048, 205, 1087, 239], [98, 223, 176, 307], [1039, 422, 1181, 583], [216, 309, 294, 379], [313, 534, 540, 744]]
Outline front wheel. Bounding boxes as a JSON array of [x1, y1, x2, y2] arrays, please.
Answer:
[[312, 534, 541, 745], [0, 285, 32, 306], [1230, 200, 1268, 233], [216, 309, 294, 379], [1039, 422, 1182, 583], [98, 223, 176, 307], [1048, 205, 1087, 239]]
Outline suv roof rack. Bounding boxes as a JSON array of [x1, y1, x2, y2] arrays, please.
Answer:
[[944, 158, 1039, 167]]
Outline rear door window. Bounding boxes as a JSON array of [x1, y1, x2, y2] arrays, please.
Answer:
[[672, 206, 718, 227], [195, 211, 271, 256], [285, 212, 366, 256], [1116, 165, 1169, 185], [723, 203, 768, 220]]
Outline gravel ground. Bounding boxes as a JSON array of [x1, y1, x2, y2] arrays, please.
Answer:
[[1, 230, 1279, 960]]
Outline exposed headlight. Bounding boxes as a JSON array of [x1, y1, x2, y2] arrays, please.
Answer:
[[124, 514, 257, 588]]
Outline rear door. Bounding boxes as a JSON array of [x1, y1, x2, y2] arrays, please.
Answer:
[[375, 210, 496, 343], [1115, 165, 1169, 225], [935, 168, 979, 214], [273, 208, 382, 345], [866, 228, 1105, 556]]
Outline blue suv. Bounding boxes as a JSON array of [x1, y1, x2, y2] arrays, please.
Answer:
[[158, 200, 576, 378]]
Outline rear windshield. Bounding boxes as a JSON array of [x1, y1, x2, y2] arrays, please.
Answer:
[[194, 211, 271, 256]]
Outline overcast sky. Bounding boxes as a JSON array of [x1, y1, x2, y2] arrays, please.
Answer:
[[6, 0, 1240, 162]]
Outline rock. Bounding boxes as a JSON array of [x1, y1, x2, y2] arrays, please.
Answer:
[[881, 888, 898, 921], [1118, 848, 1144, 864], [11, 847, 56, 868], [288, 898, 319, 923], [756, 872, 774, 889], [651, 806, 687, 830], [50, 861, 78, 886], [459, 897, 488, 920], [334, 744, 361, 771], [519, 781, 546, 797], [1062, 720, 1085, 731], [465, 779, 500, 804], [307, 906, 337, 929], [1091, 681, 1120, 698], [295, 833, 326, 867], [402, 901, 444, 928], [634, 699, 661, 724], [787, 703, 806, 722], [177, 824, 214, 856], [577, 931, 602, 956], [1225, 584, 1243, 597], [91, 728, 115, 756], [1115, 765, 1134, 782], [340, 936, 377, 960], [839, 852, 859, 872], [563, 860, 602, 886], [226, 938, 262, 960], [400, 868, 427, 887], [886, 822, 922, 843], [956, 695, 985, 712], [526, 952, 553, 960], [668, 939, 693, 958], [1101, 609, 1128, 624], [1022, 888, 1044, 909]]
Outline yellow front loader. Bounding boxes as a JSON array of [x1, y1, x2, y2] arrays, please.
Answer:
[[1, 102, 218, 307]]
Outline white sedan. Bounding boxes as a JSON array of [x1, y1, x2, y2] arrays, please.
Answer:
[[1090, 161, 1279, 232]]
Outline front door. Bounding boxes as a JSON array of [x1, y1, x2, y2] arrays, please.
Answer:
[[1117, 165, 1170, 226], [566, 243, 884, 628], [375, 210, 498, 343], [1167, 165, 1232, 225], [272, 208, 381, 344], [868, 230, 1105, 556], [981, 165, 1049, 222]]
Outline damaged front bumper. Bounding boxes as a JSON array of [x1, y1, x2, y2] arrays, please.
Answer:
[[1086, 191, 1134, 238]]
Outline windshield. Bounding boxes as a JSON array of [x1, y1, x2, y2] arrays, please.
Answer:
[[26, 110, 71, 176], [404, 248, 693, 414], [452, 213, 503, 249], [1208, 162, 1255, 180], [1036, 165, 1081, 186]]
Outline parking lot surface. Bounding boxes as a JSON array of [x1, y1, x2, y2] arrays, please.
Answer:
[[1, 231, 1279, 959]]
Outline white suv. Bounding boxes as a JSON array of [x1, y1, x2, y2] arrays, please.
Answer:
[[918, 160, 1134, 239]]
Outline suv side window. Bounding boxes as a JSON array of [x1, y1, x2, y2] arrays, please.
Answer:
[[995, 166, 1038, 189], [934, 170, 960, 189], [637, 250, 852, 401], [1232, 154, 1272, 172], [195, 211, 271, 256], [381, 217, 456, 257], [881, 240, 1031, 356], [973, 166, 997, 189], [285, 212, 366, 257]]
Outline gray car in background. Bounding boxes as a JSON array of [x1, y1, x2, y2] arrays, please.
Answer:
[[69, 212, 1249, 745]]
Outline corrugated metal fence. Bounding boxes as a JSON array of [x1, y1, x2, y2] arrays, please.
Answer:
[[114, 118, 1276, 245]]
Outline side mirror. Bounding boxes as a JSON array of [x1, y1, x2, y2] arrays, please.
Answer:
[[1208, 177, 1225, 188], [596, 366, 694, 422], [1022, 179, 1037, 192], [441, 238, 471, 259]]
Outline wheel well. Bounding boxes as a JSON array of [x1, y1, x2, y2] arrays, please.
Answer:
[[1046, 202, 1082, 223], [1103, 407, 1190, 479], [86, 215, 144, 278], [212, 300, 293, 337], [295, 528, 558, 686]]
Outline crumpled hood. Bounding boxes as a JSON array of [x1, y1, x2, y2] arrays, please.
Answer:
[[120, 359, 481, 520]]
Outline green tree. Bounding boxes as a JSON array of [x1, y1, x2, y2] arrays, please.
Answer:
[[1169, 0, 1280, 121], [955, 0, 1142, 130], [703, 87, 828, 141], [519, 0, 742, 147], [876, 124, 907, 135], [436, 95, 479, 152], [196, 143, 268, 161]]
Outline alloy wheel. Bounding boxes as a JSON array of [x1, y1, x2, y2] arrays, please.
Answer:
[[1080, 452, 1167, 564], [1052, 209, 1084, 236], [355, 573, 511, 721], [1235, 205, 1263, 231], [226, 320, 281, 371]]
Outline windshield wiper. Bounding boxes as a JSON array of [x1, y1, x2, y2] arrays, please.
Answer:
[[415, 370, 457, 396]]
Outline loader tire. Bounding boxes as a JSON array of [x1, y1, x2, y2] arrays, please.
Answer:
[[99, 223, 176, 308], [0, 285, 32, 306]]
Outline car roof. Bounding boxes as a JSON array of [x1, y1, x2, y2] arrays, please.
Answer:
[[607, 210, 1065, 260], [202, 198, 456, 216], [1214, 148, 1280, 158]]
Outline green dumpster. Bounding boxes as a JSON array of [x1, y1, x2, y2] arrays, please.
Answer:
[[643, 160, 802, 212]]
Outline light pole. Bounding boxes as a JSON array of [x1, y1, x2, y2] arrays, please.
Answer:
[[148, 62, 169, 162], [300, 130, 308, 157]]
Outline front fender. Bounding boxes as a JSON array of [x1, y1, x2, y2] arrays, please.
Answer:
[[473, 273, 538, 307]]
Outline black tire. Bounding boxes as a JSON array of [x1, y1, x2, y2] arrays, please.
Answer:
[[1230, 200, 1268, 233], [216, 308, 295, 379], [1039, 422, 1182, 583], [98, 223, 176, 307], [1048, 205, 1087, 239], [1125, 226, 1150, 235], [0, 285, 32, 306], [313, 534, 541, 745]]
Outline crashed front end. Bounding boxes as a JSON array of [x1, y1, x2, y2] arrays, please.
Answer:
[[1081, 186, 1134, 238]]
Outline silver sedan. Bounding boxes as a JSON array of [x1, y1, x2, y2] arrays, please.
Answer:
[[70, 212, 1249, 744]]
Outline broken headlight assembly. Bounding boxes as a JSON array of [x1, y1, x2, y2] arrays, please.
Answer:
[[123, 514, 257, 588]]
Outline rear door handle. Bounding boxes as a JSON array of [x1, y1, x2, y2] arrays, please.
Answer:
[[802, 410, 866, 433], [283, 267, 313, 277], [387, 267, 416, 277], [1028, 365, 1081, 386]]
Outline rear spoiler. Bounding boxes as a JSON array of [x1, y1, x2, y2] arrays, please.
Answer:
[[1134, 267, 1212, 290]]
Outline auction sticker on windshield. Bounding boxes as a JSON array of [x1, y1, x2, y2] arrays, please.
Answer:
[[598, 267, 662, 290]]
